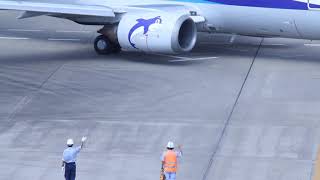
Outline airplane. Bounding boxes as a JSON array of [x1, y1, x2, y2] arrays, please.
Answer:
[[0, 0, 320, 55]]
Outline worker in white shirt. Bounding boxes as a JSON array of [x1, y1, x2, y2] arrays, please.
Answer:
[[61, 136, 87, 180]]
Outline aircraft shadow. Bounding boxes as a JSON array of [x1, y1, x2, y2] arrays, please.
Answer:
[[0, 40, 319, 65]]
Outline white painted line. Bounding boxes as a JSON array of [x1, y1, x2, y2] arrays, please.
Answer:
[[0, 36, 29, 40], [225, 48, 250, 52], [48, 38, 81, 41], [152, 53, 189, 59], [8, 29, 43, 32], [240, 49, 249, 52], [55, 30, 92, 33], [265, 44, 286, 46], [229, 34, 237, 44], [169, 56, 219, 62], [305, 44, 320, 47], [281, 54, 306, 58], [152, 53, 219, 62]]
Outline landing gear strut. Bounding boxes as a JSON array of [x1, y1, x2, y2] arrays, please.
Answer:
[[94, 25, 121, 55]]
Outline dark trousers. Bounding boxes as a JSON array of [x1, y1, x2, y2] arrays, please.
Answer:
[[65, 162, 76, 180]]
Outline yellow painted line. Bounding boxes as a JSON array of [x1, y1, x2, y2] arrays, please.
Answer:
[[313, 146, 320, 180]]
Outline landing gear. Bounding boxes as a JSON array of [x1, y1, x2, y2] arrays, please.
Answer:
[[94, 35, 121, 55], [111, 44, 121, 53], [94, 25, 121, 55], [94, 35, 112, 54]]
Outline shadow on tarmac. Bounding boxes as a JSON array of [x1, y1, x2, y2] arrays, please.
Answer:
[[1, 41, 320, 67]]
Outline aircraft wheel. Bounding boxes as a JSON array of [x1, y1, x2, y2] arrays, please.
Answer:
[[94, 35, 113, 55]]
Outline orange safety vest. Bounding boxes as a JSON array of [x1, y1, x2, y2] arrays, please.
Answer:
[[164, 150, 178, 173]]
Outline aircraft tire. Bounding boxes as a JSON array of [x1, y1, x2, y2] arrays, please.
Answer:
[[94, 35, 113, 55]]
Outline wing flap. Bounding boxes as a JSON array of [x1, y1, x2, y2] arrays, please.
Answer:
[[0, 0, 115, 17]]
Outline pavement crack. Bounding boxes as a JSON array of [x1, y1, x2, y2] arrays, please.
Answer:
[[6, 63, 65, 121], [201, 38, 264, 180]]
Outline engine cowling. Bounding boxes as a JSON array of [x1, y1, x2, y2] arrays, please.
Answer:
[[117, 12, 197, 54]]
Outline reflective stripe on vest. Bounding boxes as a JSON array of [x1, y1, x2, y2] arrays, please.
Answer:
[[164, 150, 177, 173]]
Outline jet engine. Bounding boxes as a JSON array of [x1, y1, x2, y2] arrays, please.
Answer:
[[117, 12, 197, 54]]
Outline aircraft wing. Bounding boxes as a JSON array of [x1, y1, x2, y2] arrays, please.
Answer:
[[128, 4, 206, 23], [0, 0, 115, 18], [0, 1, 204, 24]]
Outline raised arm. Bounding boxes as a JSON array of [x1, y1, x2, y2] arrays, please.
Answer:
[[80, 136, 87, 149], [178, 145, 183, 157]]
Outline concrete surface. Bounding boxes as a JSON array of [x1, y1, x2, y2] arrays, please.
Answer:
[[0, 11, 320, 180]]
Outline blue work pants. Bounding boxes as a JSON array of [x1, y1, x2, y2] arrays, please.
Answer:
[[165, 172, 176, 180], [65, 162, 76, 180]]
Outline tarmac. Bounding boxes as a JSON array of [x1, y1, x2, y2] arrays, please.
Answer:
[[1, 10, 320, 180]]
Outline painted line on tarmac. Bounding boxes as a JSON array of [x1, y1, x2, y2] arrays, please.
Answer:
[[8, 29, 43, 32], [265, 43, 286, 46], [55, 30, 92, 33], [169, 56, 219, 62], [225, 48, 250, 52], [229, 34, 237, 44], [280, 54, 306, 58], [48, 38, 81, 41], [0, 36, 29, 40], [32, 118, 219, 126], [305, 44, 320, 47], [152, 53, 190, 59], [153, 53, 219, 61]]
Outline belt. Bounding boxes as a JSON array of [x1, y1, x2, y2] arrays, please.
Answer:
[[66, 162, 76, 165]]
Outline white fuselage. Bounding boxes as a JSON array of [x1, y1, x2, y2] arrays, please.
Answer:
[[79, 0, 320, 40]]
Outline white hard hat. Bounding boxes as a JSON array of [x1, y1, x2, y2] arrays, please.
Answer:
[[67, 139, 74, 145], [167, 141, 174, 149]]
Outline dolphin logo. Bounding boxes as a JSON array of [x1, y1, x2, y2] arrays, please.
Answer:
[[128, 16, 162, 49]]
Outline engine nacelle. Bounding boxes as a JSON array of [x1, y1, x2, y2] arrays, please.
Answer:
[[117, 12, 197, 54]]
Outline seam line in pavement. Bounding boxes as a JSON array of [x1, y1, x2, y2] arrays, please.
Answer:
[[201, 38, 264, 180], [7, 63, 65, 121]]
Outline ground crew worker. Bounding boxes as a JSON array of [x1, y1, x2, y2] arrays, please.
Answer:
[[61, 136, 87, 180], [161, 141, 183, 180]]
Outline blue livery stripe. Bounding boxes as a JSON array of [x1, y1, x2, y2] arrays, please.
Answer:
[[205, 0, 308, 10], [171, 0, 320, 10]]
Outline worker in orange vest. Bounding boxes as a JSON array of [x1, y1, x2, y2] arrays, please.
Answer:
[[161, 141, 183, 180]]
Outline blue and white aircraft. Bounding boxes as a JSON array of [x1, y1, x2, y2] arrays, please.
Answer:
[[0, 0, 320, 54]]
